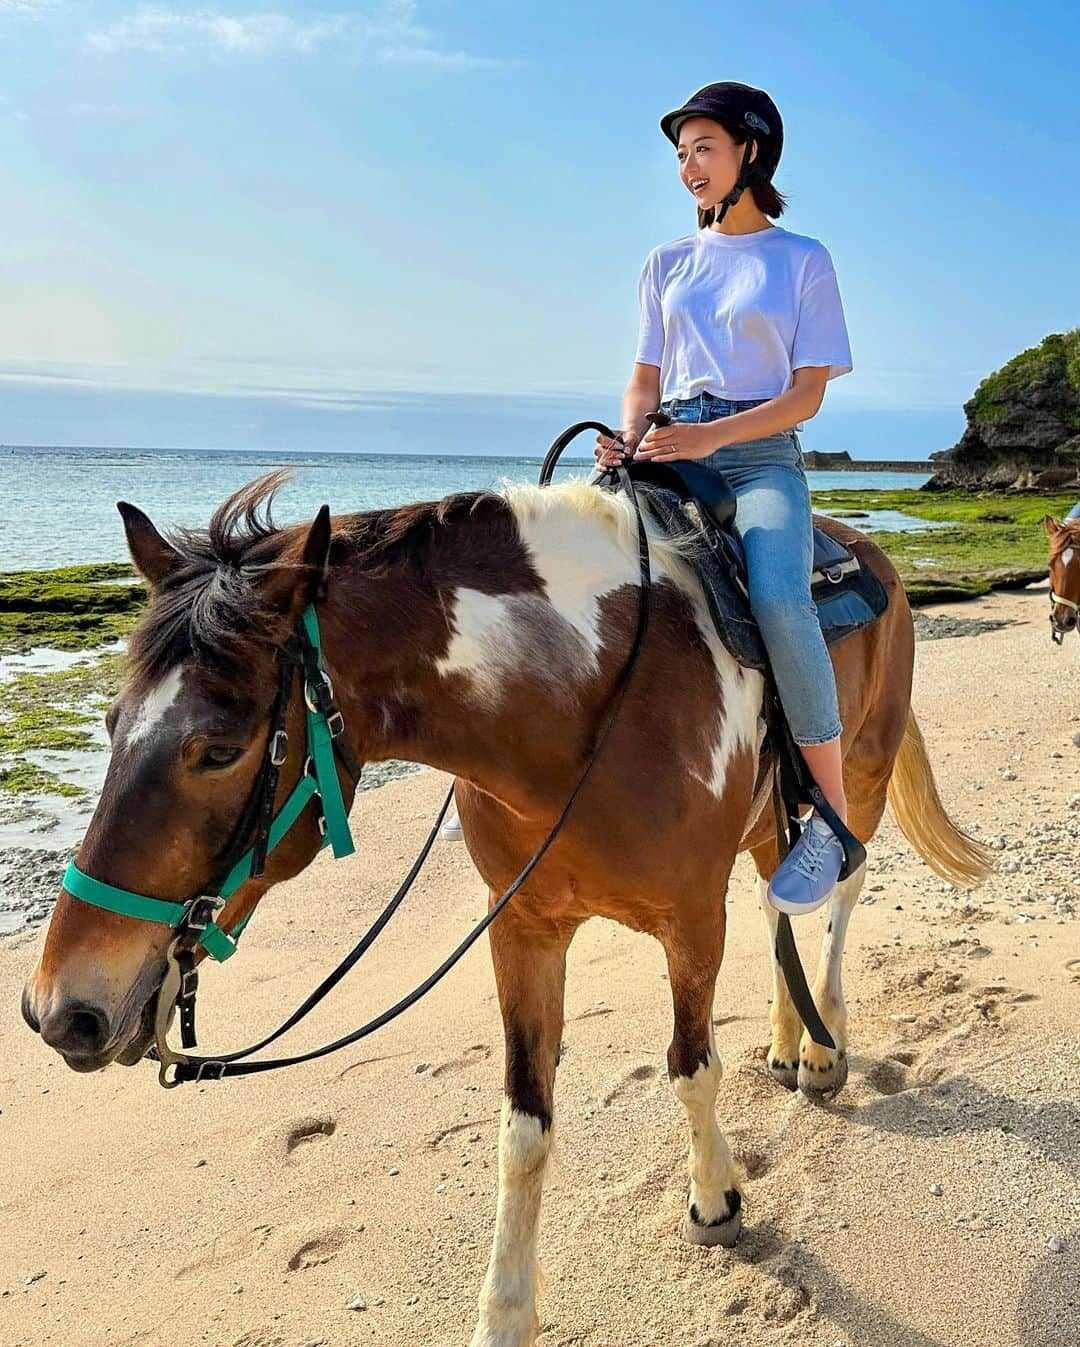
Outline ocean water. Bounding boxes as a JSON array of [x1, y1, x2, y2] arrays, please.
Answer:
[[0, 445, 931, 571]]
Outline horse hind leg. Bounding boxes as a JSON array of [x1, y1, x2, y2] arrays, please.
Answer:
[[754, 853, 865, 1099], [470, 909, 572, 1347], [753, 853, 804, 1091], [797, 863, 865, 1096], [665, 932, 744, 1247]]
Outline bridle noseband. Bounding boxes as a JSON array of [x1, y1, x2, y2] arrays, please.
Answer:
[[1049, 588, 1079, 644]]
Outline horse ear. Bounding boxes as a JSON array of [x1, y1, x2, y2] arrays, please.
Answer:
[[1044, 515, 1062, 537], [117, 501, 182, 588], [263, 505, 333, 614]]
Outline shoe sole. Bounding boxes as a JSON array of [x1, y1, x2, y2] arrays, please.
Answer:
[[766, 887, 832, 916]]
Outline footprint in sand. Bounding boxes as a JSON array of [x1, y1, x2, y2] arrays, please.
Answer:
[[602, 1063, 657, 1107], [737, 1149, 774, 1180], [261, 1115, 338, 1162], [968, 984, 1040, 1024], [429, 1117, 499, 1149], [175, 1225, 274, 1280], [866, 1057, 914, 1096], [429, 1043, 492, 1078], [285, 1225, 351, 1272]]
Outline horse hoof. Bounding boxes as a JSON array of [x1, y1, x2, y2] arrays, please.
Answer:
[[768, 1056, 799, 1091], [798, 1050, 848, 1099], [681, 1191, 743, 1247]]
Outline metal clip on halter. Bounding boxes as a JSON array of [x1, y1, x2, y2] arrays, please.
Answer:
[[183, 896, 222, 933], [304, 669, 335, 715], [270, 729, 289, 767]]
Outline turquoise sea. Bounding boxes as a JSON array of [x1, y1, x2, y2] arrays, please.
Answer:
[[0, 445, 932, 571]]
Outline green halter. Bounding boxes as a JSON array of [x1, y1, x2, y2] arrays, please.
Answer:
[[61, 605, 356, 961]]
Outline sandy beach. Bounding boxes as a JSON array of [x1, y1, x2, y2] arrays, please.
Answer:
[[1, 581, 1077, 1347]]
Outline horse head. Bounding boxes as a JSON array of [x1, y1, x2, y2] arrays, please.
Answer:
[[21, 473, 343, 1073], [1044, 513, 1080, 642]]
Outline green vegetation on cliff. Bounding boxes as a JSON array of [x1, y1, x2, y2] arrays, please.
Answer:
[[968, 328, 1080, 431]]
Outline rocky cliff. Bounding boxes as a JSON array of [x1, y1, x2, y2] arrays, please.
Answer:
[[926, 329, 1080, 490]]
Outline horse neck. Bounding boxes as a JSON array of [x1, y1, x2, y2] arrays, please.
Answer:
[[316, 488, 643, 812]]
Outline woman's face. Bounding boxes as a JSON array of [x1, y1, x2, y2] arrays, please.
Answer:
[[675, 116, 752, 211]]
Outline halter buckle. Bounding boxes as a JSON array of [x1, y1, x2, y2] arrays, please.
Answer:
[[184, 896, 222, 933], [305, 670, 335, 715], [326, 710, 345, 739], [195, 1060, 226, 1082], [270, 729, 289, 767], [179, 967, 199, 1001]]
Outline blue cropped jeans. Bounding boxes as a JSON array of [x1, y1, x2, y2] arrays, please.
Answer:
[[660, 392, 842, 747]]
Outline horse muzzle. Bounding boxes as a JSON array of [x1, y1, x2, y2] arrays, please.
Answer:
[[22, 966, 161, 1073]]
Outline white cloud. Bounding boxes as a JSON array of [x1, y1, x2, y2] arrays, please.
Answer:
[[87, 2, 503, 66], [378, 44, 506, 69], [89, 8, 352, 53], [0, 0, 53, 15]]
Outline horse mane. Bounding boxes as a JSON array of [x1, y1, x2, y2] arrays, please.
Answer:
[[125, 472, 497, 685], [125, 470, 700, 687]]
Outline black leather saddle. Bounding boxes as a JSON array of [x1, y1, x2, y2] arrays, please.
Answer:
[[601, 458, 889, 673], [620, 459, 860, 589]]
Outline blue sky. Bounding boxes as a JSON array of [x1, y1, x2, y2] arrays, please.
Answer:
[[0, 0, 1077, 458]]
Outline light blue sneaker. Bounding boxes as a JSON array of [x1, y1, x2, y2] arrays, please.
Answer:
[[767, 815, 845, 915]]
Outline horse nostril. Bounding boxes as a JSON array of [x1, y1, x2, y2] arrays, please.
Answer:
[[39, 1000, 111, 1056], [21, 986, 40, 1034]]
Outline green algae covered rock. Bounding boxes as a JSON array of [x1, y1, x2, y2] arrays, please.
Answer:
[[928, 329, 1080, 490]]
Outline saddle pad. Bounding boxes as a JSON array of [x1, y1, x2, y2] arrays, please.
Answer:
[[640, 485, 889, 672]]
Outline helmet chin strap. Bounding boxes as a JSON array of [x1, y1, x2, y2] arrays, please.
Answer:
[[712, 138, 756, 227]]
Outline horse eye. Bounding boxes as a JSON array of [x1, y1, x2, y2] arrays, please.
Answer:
[[199, 745, 244, 770]]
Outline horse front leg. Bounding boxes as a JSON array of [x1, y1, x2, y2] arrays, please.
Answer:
[[664, 921, 744, 1247], [471, 907, 573, 1347]]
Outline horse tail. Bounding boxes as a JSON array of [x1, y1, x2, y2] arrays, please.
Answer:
[[887, 709, 993, 887]]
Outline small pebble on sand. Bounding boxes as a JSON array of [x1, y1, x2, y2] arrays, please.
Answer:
[[929, 1183, 943, 1196], [347, 1292, 368, 1310], [1047, 1236, 1065, 1253]]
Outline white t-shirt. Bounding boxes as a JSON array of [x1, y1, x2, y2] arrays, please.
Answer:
[[634, 225, 852, 402]]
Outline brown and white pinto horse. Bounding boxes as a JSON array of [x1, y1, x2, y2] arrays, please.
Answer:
[[1045, 509, 1080, 641], [22, 474, 989, 1347]]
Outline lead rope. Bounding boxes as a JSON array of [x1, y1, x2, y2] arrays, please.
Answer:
[[155, 451, 652, 1085]]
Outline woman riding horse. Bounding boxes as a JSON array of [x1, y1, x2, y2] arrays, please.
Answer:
[[595, 82, 854, 917]]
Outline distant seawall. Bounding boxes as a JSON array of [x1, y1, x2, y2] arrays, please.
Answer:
[[804, 454, 933, 473]]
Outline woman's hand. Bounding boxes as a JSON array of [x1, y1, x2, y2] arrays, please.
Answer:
[[635, 421, 726, 463], [594, 429, 639, 468]]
